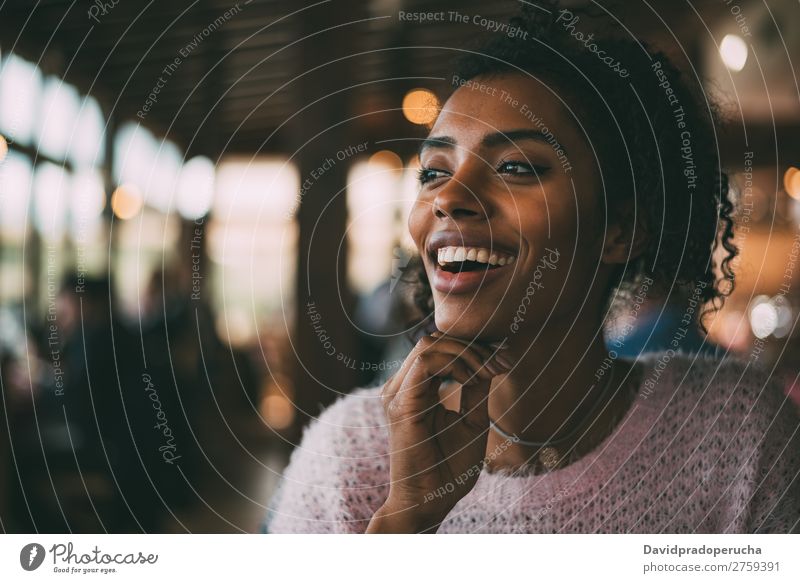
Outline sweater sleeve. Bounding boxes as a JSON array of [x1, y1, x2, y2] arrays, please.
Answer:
[[264, 387, 390, 533], [721, 365, 800, 533]]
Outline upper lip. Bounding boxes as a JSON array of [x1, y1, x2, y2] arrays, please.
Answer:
[[425, 230, 519, 259]]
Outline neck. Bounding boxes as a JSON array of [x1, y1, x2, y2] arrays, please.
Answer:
[[487, 315, 617, 444]]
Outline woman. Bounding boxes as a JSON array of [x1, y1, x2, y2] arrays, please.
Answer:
[[265, 3, 800, 533]]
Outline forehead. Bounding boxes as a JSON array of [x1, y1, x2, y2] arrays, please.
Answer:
[[430, 73, 572, 139]]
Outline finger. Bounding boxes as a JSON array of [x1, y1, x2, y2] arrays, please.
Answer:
[[427, 336, 507, 378], [383, 334, 507, 413], [404, 335, 498, 384], [407, 352, 481, 396], [424, 352, 488, 385], [431, 331, 494, 360], [459, 376, 491, 430], [388, 354, 476, 424], [431, 331, 512, 372], [381, 374, 400, 410], [382, 335, 439, 405]]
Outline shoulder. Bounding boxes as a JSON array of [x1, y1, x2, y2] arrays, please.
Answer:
[[291, 384, 388, 463], [635, 349, 800, 532], [633, 348, 797, 473], [636, 348, 785, 413], [265, 384, 390, 533]]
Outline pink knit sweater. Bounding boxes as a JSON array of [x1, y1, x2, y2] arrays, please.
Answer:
[[266, 350, 800, 533]]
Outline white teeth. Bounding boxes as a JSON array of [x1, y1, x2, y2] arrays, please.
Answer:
[[435, 245, 516, 267]]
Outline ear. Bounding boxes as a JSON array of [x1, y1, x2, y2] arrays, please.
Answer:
[[601, 203, 649, 265]]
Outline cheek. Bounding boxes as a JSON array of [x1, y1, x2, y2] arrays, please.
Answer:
[[512, 195, 579, 254]]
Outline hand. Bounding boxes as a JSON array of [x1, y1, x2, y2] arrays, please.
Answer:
[[368, 332, 511, 533]]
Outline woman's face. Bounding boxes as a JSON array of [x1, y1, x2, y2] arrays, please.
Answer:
[[408, 72, 615, 341]]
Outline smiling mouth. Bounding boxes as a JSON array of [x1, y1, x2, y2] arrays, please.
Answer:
[[435, 245, 516, 272]]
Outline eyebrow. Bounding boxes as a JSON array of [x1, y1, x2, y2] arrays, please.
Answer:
[[418, 135, 457, 157], [418, 129, 565, 158]]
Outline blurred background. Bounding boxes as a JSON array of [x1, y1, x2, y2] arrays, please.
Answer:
[[0, 0, 799, 532]]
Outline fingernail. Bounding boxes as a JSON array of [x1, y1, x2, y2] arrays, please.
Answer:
[[483, 360, 503, 376], [491, 362, 510, 374], [494, 354, 515, 369]]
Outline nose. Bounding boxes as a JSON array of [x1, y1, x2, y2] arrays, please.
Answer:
[[431, 170, 488, 221]]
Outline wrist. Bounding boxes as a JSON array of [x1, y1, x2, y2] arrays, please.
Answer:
[[366, 502, 447, 534]]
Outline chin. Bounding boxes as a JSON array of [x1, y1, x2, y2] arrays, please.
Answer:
[[434, 306, 508, 342]]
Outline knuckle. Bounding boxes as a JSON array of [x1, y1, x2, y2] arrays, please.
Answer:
[[385, 395, 406, 421], [413, 353, 430, 368], [416, 336, 434, 350], [380, 378, 398, 406]]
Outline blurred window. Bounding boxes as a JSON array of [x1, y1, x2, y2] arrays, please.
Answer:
[[114, 122, 182, 214], [33, 161, 70, 242], [36, 76, 80, 162], [346, 153, 418, 294], [209, 156, 299, 346], [0, 53, 42, 146], [177, 156, 215, 220], [70, 95, 106, 168], [0, 149, 33, 303], [0, 149, 33, 240]]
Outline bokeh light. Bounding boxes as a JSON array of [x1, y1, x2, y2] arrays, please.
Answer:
[[368, 150, 403, 172], [720, 34, 748, 72], [784, 166, 800, 200], [402, 88, 440, 125], [177, 155, 215, 219], [260, 394, 295, 430], [750, 301, 778, 339], [111, 183, 143, 220]]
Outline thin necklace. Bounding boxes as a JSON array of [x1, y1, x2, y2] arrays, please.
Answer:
[[488, 362, 617, 471]]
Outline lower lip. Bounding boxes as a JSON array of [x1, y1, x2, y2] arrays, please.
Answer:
[[431, 263, 513, 294]]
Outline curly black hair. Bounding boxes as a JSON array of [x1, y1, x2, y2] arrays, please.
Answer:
[[401, 0, 737, 341]]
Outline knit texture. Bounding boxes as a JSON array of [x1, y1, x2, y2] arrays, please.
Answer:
[[265, 350, 800, 533]]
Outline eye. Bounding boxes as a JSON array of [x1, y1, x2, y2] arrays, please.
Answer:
[[497, 160, 548, 176], [417, 166, 450, 185]]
